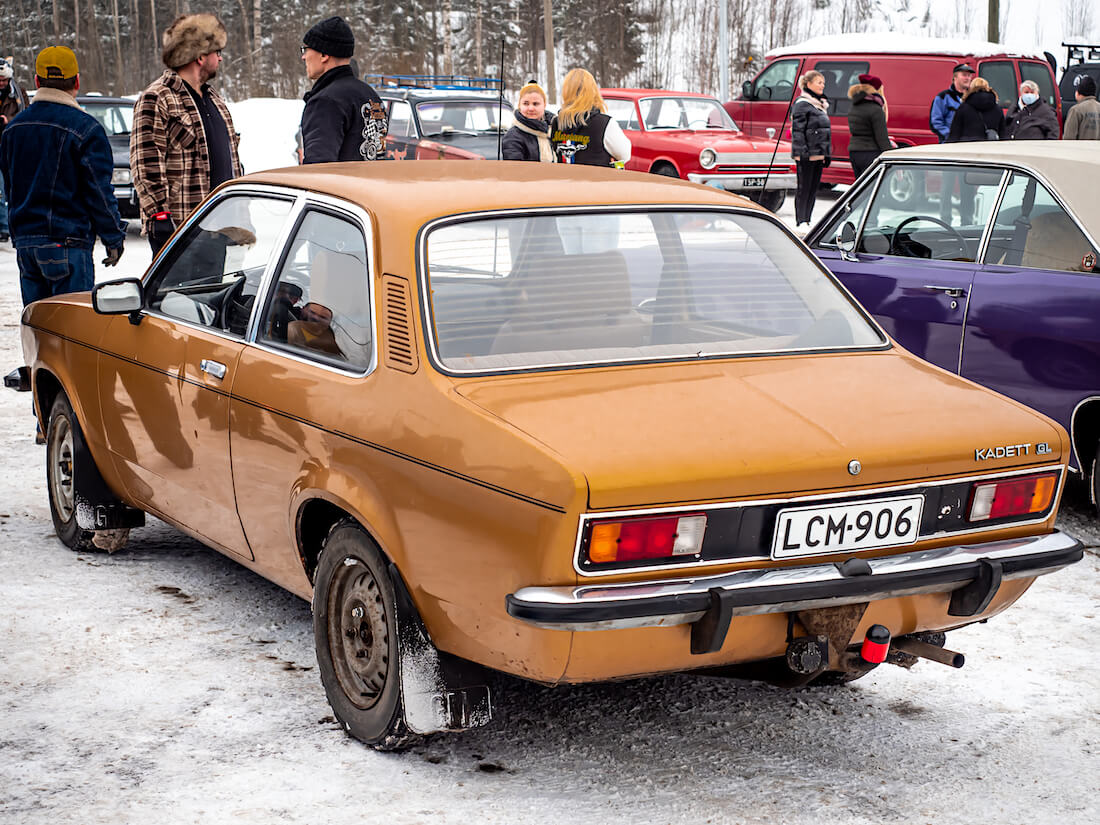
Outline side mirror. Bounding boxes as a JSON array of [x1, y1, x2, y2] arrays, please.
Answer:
[[93, 278, 144, 320], [837, 221, 859, 261], [741, 80, 754, 100]]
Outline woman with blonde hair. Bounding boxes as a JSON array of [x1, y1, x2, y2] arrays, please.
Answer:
[[947, 76, 1005, 141], [502, 80, 555, 162], [790, 69, 831, 227], [549, 68, 631, 166]]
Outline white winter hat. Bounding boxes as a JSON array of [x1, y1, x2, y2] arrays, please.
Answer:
[[0, 61, 12, 79]]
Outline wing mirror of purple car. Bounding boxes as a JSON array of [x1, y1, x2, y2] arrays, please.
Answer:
[[837, 221, 858, 262]]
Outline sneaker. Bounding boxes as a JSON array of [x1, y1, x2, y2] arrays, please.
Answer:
[[0, 232, 9, 242]]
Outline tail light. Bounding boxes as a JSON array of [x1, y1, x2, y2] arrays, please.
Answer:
[[967, 473, 1057, 522], [585, 514, 707, 566]]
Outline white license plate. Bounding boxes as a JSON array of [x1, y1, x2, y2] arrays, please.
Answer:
[[743, 176, 767, 187], [772, 495, 924, 559]]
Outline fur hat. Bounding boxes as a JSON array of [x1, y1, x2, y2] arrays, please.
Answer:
[[0, 60, 12, 79], [303, 17, 355, 59], [162, 14, 227, 69]]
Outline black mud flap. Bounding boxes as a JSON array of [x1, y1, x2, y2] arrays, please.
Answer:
[[389, 563, 492, 735], [691, 588, 734, 655], [4, 367, 31, 392], [70, 408, 145, 532], [948, 558, 1003, 617]]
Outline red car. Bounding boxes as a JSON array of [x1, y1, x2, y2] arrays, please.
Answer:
[[602, 88, 795, 212]]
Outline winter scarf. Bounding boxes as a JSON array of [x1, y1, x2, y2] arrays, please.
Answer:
[[798, 88, 829, 113]]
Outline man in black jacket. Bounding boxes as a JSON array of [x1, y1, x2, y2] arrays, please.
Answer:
[[300, 17, 387, 163]]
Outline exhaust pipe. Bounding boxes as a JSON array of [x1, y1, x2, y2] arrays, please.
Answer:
[[891, 636, 965, 668]]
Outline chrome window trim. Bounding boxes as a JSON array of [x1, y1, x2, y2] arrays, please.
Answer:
[[245, 192, 380, 379], [806, 164, 883, 249], [571, 463, 1066, 577], [140, 184, 302, 343], [416, 204, 890, 378]]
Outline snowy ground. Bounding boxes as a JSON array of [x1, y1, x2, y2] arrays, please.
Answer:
[[1, 193, 1098, 824]]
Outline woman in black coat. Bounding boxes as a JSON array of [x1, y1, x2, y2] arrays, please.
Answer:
[[790, 70, 831, 227], [501, 81, 555, 162], [947, 78, 1005, 142], [847, 74, 891, 179]]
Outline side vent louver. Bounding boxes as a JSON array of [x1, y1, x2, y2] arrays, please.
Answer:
[[382, 274, 419, 373]]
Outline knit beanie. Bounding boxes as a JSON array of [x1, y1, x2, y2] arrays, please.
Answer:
[[303, 17, 355, 59]]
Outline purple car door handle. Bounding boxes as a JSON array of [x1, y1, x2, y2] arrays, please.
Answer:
[[923, 285, 967, 298]]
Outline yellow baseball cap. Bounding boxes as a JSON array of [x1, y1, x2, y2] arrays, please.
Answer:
[[36, 46, 79, 80]]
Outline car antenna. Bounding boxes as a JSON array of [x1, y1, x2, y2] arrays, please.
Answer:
[[761, 84, 795, 210], [497, 39, 506, 161]]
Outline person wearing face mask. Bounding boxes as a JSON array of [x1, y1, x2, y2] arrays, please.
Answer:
[[1005, 80, 1060, 140], [502, 81, 555, 162]]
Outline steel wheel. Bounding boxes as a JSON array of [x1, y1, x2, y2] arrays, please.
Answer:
[[885, 168, 918, 208], [326, 554, 390, 710], [45, 393, 95, 551], [313, 521, 414, 750]]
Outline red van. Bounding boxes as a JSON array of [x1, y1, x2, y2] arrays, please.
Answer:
[[726, 33, 1061, 185]]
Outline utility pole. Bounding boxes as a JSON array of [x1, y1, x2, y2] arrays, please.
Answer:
[[719, 0, 729, 101], [543, 0, 556, 103], [988, 0, 999, 43]]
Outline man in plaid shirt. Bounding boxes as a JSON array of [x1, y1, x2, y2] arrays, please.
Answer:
[[130, 13, 242, 255]]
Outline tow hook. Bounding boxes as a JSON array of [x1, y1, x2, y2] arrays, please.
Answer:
[[891, 633, 965, 668]]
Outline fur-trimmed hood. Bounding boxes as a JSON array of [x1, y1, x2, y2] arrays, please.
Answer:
[[162, 14, 227, 69], [848, 83, 882, 102]]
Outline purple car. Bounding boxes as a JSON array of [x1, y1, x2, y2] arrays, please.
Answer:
[[807, 142, 1100, 509]]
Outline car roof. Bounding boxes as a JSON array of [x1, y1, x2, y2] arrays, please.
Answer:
[[768, 33, 1047, 61], [602, 88, 718, 100], [881, 141, 1100, 239], [378, 88, 502, 102], [76, 95, 135, 105], [240, 161, 760, 223]]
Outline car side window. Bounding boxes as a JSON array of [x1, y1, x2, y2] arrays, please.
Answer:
[[387, 100, 414, 137], [978, 61, 1016, 108], [259, 210, 373, 370], [145, 195, 294, 335], [751, 59, 799, 101], [605, 98, 639, 130], [986, 172, 1100, 273], [1019, 61, 1057, 106], [816, 176, 875, 249], [812, 61, 868, 117], [856, 165, 1002, 261]]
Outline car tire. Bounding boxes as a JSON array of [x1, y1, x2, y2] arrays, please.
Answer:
[[808, 669, 871, 686], [651, 162, 679, 178], [46, 392, 97, 552], [752, 189, 786, 213], [883, 167, 919, 209], [312, 520, 416, 751]]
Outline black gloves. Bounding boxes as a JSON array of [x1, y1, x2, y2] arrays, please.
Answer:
[[149, 212, 176, 254], [823, 156, 831, 168], [102, 245, 124, 267]]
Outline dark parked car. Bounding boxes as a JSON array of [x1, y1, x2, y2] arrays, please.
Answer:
[[369, 75, 511, 160], [77, 95, 139, 219], [807, 142, 1100, 508]]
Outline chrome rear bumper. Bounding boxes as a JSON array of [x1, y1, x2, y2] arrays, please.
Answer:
[[506, 531, 1083, 632]]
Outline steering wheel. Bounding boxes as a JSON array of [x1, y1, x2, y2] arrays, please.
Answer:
[[773, 79, 794, 99], [687, 118, 709, 129], [890, 215, 968, 260], [213, 275, 247, 332]]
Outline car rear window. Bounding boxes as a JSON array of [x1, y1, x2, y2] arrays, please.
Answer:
[[422, 210, 885, 373]]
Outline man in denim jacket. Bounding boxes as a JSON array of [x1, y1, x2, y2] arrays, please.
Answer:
[[0, 46, 124, 305]]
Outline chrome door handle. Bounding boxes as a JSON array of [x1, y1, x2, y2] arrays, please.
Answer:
[[199, 359, 227, 380], [923, 285, 967, 298]]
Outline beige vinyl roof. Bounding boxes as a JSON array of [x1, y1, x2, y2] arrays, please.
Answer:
[[878, 142, 1100, 242]]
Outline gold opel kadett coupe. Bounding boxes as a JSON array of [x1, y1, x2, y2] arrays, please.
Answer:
[[13, 162, 1083, 750]]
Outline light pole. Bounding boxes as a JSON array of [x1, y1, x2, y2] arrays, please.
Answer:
[[988, 0, 999, 43], [544, 0, 556, 103], [719, 0, 729, 101]]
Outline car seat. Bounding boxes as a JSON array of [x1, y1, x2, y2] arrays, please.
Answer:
[[288, 248, 372, 367]]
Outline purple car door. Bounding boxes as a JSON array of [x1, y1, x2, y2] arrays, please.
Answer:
[[961, 171, 1100, 452], [814, 164, 1003, 372]]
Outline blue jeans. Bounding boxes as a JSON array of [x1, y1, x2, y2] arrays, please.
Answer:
[[17, 244, 95, 306]]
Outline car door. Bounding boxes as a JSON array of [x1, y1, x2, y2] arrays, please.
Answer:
[[604, 97, 644, 171], [812, 162, 1003, 371], [962, 170, 1100, 451], [96, 192, 296, 558], [230, 203, 376, 574], [741, 58, 802, 139]]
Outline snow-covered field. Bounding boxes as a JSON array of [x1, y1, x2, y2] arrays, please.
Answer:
[[1, 184, 1098, 823]]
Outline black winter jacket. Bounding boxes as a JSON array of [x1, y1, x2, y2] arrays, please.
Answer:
[[301, 65, 387, 163], [790, 92, 831, 159], [1005, 99, 1060, 140], [847, 87, 890, 152], [501, 110, 553, 161], [947, 90, 1005, 142]]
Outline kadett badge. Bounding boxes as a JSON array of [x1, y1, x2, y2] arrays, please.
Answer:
[[975, 442, 1052, 461]]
